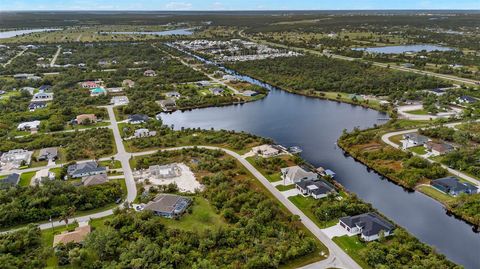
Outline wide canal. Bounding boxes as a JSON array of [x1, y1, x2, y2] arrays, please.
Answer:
[[161, 62, 480, 268]]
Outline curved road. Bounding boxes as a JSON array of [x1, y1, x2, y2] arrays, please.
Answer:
[[3, 105, 359, 269], [381, 121, 480, 186]]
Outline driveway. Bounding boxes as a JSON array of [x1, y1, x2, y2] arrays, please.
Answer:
[[281, 188, 300, 198], [322, 223, 350, 239]]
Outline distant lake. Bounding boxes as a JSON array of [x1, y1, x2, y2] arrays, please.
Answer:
[[0, 29, 61, 39], [352, 44, 453, 54], [101, 28, 193, 36]]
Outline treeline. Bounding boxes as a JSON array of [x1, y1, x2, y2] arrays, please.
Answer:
[[0, 225, 47, 268], [339, 128, 447, 188], [1, 128, 114, 161], [0, 180, 123, 228], [228, 55, 449, 97], [447, 194, 480, 226], [128, 127, 270, 152]]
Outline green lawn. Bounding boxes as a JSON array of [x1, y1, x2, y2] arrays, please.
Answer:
[[19, 171, 36, 186], [405, 109, 430, 115], [332, 235, 371, 269], [417, 185, 454, 203], [99, 160, 122, 169], [41, 223, 78, 268], [288, 195, 337, 228], [388, 134, 403, 146], [158, 197, 227, 231], [409, 146, 427, 155], [276, 184, 295, 191]]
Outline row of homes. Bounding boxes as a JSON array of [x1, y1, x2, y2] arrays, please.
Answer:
[[402, 132, 454, 156]]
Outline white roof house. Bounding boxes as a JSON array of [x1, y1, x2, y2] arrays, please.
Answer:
[[0, 149, 33, 169], [17, 120, 41, 130], [32, 92, 53, 102], [280, 166, 317, 184], [149, 163, 181, 179], [110, 96, 129, 106]]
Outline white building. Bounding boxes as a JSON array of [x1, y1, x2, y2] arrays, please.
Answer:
[[280, 166, 317, 184], [17, 120, 41, 131]]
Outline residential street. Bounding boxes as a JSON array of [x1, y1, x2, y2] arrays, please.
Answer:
[[381, 122, 480, 186], [1, 105, 361, 269]]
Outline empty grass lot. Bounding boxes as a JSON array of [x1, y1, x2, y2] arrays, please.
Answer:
[[332, 235, 372, 269]]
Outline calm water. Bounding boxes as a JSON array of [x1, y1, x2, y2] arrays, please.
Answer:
[[160, 63, 480, 268], [0, 28, 60, 39], [101, 28, 193, 36], [353, 44, 453, 54]]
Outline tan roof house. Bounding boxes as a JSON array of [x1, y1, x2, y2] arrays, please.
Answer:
[[53, 225, 91, 247], [122, 79, 135, 88], [76, 114, 97, 125]]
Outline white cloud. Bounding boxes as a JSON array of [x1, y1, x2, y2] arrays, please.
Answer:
[[164, 1, 193, 10], [211, 1, 225, 10]]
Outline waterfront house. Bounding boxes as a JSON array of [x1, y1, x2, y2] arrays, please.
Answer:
[[296, 180, 336, 199], [402, 133, 430, 149], [38, 147, 58, 161], [251, 144, 281, 157], [280, 166, 317, 184], [339, 212, 395, 242], [431, 177, 478, 196], [144, 194, 191, 219], [67, 161, 107, 178], [76, 114, 97, 125], [424, 141, 454, 156], [159, 99, 177, 111], [242, 90, 258, 97], [209, 87, 224, 96], [127, 114, 149, 124], [53, 224, 91, 247]]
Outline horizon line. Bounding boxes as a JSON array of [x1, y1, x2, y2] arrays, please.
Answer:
[[1, 9, 480, 12]]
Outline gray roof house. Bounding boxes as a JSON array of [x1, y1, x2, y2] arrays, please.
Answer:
[[38, 147, 58, 161], [82, 174, 108, 186], [0, 173, 20, 188], [165, 91, 181, 98], [431, 177, 478, 196], [28, 101, 47, 111], [209, 87, 224, 95], [296, 180, 336, 199], [402, 133, 430, 149], [144, 194, 192, 219], [127, 114, 149, 124], [339, 212, 395, 242], [149, 164, 181, 179], [280, 166, 317, 184], [67, 161, 107, 178]]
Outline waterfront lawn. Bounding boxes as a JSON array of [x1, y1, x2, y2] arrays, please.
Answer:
[[409, 145, 427, 155], [19, 171, 35, 186], [276, 184, 295, 191], [332, 235, 372, 269], [288, 195, 338, 228], [417, 185, 455, 203]]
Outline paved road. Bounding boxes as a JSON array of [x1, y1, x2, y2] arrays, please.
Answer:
[[396, 104, 462, 121], [381, 122, 480, 186], [104, 105, 137, 203], [239, 31, 480, 86]]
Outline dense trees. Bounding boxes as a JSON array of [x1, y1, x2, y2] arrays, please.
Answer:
[[229, 55, 449, 97], [127, 127, 270, 152], [360, 229, 461, 269], [0, 225, 47, 268], [1, 128, 115, 161], [0, 180, 123, 228], [447, 194, 480, 226]]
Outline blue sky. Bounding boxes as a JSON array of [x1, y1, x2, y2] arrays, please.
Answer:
[[2, 0, 480, 11]]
